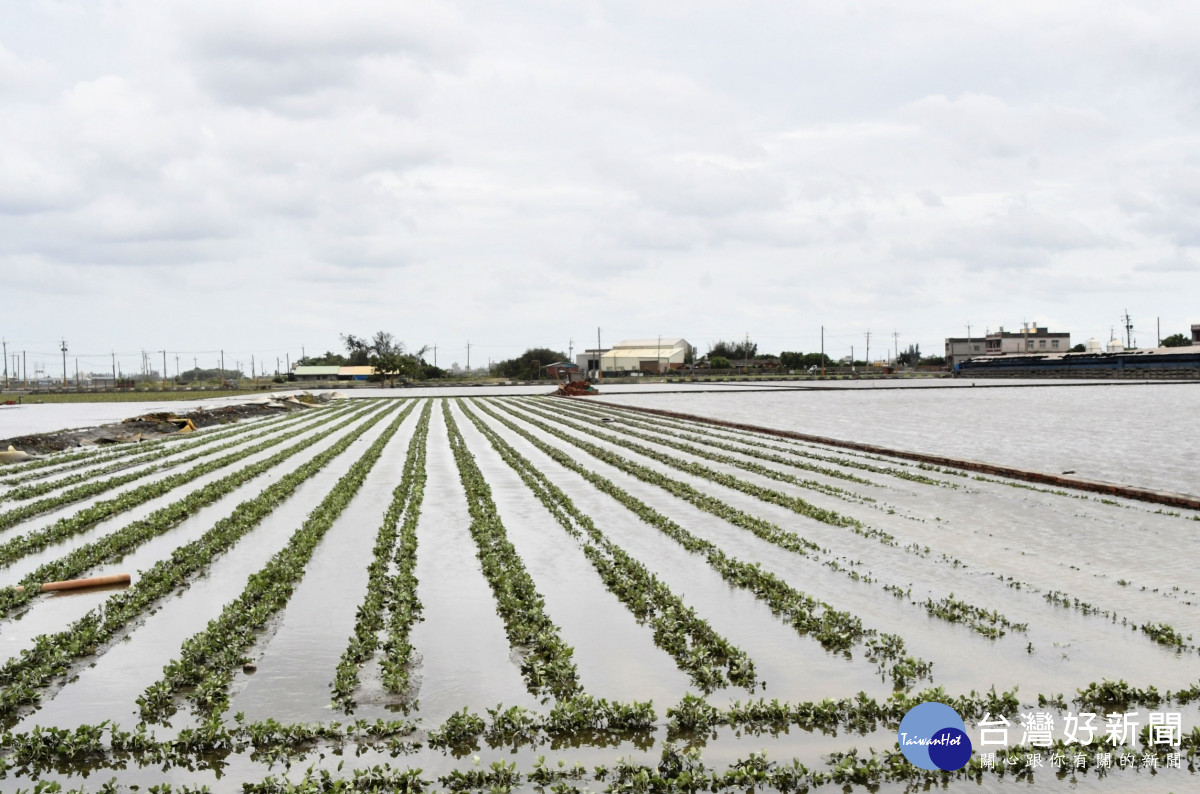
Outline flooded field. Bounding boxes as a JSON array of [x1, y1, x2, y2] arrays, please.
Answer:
[[0, 389, 1198, 792]]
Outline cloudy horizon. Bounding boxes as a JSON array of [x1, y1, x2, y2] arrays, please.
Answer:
[[3, 1, 1199, 377]]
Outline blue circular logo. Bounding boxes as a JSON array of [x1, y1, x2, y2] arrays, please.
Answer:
[[898, 702, 973, 771]]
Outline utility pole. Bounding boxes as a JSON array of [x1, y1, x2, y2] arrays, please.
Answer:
[[1124, 309, 1134, 349], [22, 350, 27, 389], [433, 344, 437, 368], [893, 331, 900, 369], [2, 337, 7, 390], [175, 356, 180, 381], [865, 330, 871, 373], [161, 350, 167, 390], [466, 341, 470, 373], [597, 327, 602, 380], [60, 339, 68, 387], [1157, 317, 1161, 348], [851, 345, 855, 373], [820, 325, 825, 377], [252, 355, 256, 386], [220, 350, 225, 384], [568, 338, 574, 361], [966, 324, 972, 368], [75, 358, 79, 388]]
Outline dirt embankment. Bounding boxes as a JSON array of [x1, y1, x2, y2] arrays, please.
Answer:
[[1, 394, 335, 457]]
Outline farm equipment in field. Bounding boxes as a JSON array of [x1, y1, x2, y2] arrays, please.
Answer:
[[553, 368, 599, 396]]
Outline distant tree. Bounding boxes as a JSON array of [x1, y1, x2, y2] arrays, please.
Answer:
[[340, 334, 372, 366], [1070, 343, 1086, 353], [1161, 333, 1191, 348], [779, 351, 830, 369], [709, 339, 757, 360], [921, 355, 946, 367], [495, 348, 568, 379], [296, 350, 347, 366], [708, 356, 731, 369], [896, 344, 921, 367]]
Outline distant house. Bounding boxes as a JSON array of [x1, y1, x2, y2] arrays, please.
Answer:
[[338, 366, 375, 381], [1192, 324, 1200, 344], [293, 365, 341, 381], [946, 324, 1069, 369], [600, 339, 693, 374], [575, 348, 610, 375]]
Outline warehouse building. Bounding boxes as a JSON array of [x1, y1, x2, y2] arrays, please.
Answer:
[[600, 339, 693, 374]]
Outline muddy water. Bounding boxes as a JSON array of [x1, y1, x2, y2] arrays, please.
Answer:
[[450, 400, 693, 704], [600, 383, 1200, 497], [495, 399, 1200, 698], [546, 399, 1200, 637], [484, 399, 891, 704], [13, 403, 397, 730], [231, 402, 419, 723], [0, 406, 371, 652], [402, 401, 543, 726], [0, 403, 358, 581]]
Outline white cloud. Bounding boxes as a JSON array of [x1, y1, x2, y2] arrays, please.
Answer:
[[1, 1, 1199, 362]]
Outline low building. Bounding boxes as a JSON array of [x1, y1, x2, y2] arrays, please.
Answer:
[[944, 338, 986, 369], [600, 339, 693, 374], [338, 366, 375, 381], [1192, 324, 1200, 344], [946, 324, 1069, 368], [575, 348, 610, 375], [293, 365, 341, 381]]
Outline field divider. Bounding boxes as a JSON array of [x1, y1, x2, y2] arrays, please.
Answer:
[[332, 399, 432, 709], [476, 399, 931, 688], [442, 400, 582, 701], [458, 399, 758, 693], [0, 401, 361, 579], [138, 399, 416, 722], [0, 401, 393, 724]]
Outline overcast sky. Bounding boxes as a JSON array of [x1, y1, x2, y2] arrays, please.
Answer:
[[2, 1, 1199, 376]]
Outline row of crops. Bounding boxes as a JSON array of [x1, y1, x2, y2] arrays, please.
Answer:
[[0, 395, 1198, 792]]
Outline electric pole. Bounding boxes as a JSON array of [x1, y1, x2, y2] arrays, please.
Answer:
[[466, 341, 470, 373], [893, 331, 900, 368], [161, 350, 167, 390], [568, 338, 574, 361], [60, 339, 68, 387], [597, 327, 602, 379], [864, 330, 871, 373], [820, 325, 825, 377], [1124, 309, 1134, 349], [220, 350, 225, 384], [2, 337, 7, 390]]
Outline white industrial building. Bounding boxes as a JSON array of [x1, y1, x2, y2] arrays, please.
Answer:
[[600, 339, 693, 374]]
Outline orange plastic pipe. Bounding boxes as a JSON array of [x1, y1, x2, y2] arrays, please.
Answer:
[[13, 573, 131, 593]]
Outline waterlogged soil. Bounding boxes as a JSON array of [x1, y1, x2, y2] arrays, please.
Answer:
[[2, 392, 1199, 792], [11, 405, 400, 732], [231, 403, 420, 723], [402, 403, 544, 726]]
